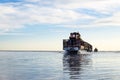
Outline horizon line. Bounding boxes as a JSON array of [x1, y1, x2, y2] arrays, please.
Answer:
[[0, 50, 120, 52]]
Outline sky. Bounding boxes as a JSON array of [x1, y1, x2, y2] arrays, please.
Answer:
[[0, 0, 120, 51]]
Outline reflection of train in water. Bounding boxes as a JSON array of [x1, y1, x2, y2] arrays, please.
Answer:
[[63, 32, 93, 53], [63, 53, 92, 79]]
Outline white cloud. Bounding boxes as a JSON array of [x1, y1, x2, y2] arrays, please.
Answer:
[[54, 0, 120, 10], [94, 12, 120, 26], [0, 4, 26, 32], [0, 0, 120, 33], [0, 2, 94, 32], [61, 11, 120, 28]]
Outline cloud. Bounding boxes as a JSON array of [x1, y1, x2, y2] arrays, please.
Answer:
[[0, 3, 26, 32], [94, 12, 120, 26], [0, 0, 120, 33], [0, 1, 94, 32], [54, 0, 120, 10], [60, 11, 120, 28]]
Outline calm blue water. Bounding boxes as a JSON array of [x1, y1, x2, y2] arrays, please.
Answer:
[[0, 51, 120, 80]]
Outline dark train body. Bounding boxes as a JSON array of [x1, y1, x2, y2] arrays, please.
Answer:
[[63, 32, 92, 53]]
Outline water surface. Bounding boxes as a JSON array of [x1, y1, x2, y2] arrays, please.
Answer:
[[0, 51, 120, 80]]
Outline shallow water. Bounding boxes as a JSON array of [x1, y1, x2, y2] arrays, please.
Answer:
[[0, 51, 120, 80]]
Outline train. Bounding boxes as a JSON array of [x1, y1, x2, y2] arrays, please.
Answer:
[[63, 32, 93, 53]]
